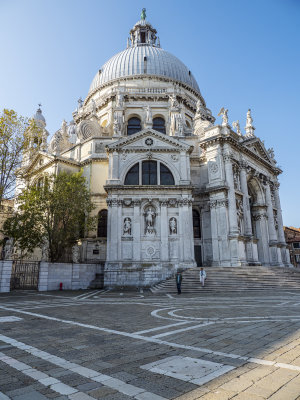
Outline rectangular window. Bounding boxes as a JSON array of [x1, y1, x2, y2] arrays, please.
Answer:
[[142, 161, 157, 185], [293, 242, 300, 249]]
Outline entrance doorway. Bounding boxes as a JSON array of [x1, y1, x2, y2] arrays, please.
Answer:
[[194, 245, 202, 267]]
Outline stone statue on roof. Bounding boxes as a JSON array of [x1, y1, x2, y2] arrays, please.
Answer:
[[141, 8, 146, 20]]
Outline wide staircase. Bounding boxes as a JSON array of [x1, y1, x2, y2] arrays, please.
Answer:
[[150, 266, 300, 294]]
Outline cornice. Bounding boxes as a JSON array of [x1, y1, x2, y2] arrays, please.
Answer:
[[200, 134, 282, 175]]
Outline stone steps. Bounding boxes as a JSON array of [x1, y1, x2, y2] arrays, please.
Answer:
[[150, 266, 300, 293]]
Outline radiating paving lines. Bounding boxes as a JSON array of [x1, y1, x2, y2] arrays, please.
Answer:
[[1, 305, 300, 374], [0, 334, 166, 400]]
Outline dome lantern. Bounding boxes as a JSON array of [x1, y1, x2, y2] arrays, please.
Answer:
[[129, 9, 158, 47]]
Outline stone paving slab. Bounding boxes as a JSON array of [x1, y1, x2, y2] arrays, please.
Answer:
[[1, 290, 300, 399]]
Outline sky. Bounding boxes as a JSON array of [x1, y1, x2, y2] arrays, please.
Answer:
[[0, 0, 299, 226]]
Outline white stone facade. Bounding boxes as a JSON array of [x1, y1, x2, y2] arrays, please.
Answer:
[[18, 11, 291, 277]]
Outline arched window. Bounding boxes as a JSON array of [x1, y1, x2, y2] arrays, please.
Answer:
[[124, 161, 175, 186], [97, 210, 108, 238], [160, 163, 175, 185], [152, 117, 166, 134], [127, 117, 141, 136], [124, 163, 139, 185], [193, 209, 201, 238]]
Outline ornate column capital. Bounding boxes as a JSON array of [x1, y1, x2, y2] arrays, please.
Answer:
[[239, 160, 248, 170], [133, 199, 141, 206]]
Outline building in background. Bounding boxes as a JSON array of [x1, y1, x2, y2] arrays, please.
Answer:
[[16, 10, 292, 279], [284, 227, 300, 267]]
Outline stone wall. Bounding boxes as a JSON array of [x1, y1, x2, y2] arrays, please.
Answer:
[[104, 262, 177, 288], [39, 262, 103, 291]]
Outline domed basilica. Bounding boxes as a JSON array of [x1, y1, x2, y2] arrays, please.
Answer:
[[22, 10, 291, 281]]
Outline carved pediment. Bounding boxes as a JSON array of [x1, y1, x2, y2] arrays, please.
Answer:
[[22, 152, 54, 176], [106, 129, 193, 153], [242, 137, 275, 165]]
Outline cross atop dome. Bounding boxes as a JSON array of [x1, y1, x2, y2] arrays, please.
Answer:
[[129, 9, 159, 47]]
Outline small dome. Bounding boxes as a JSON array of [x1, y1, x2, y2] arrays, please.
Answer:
[[33, 106, 46, 124], [89, 45, 200, 94]]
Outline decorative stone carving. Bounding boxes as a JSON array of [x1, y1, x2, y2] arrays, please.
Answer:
[[232, 120, 242, 135], [144, 206, 156, 236], [171, 154, 178, 161], [72, 244, 80, 263], [209, 162, 219, 174], [217, 107, 229, 127], [95, 142, 105, 153], [145, 138, 153, 146], [41, 239, 49, 261], [169, 217, 177, 235], [169, 94, 179, 109], [123, 218, 132, 236], [145, 105, 152, 124]]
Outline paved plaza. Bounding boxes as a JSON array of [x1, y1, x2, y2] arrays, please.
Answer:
[[1, 288, 300, 399]]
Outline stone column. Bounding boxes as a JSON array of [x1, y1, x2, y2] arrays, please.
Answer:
[[117, 201, 122, 260], [239, 162, 252, 236], [253, 211, 270, 265], [273, 182, 291, 265], [133, 199, 141, 261], [273, 183, 285, 244], [224, 152, 239, 266], [265, 181, 280, 265], [209, 200, 220, 266], [178, 199, 194, 266], [112, 151, 119, 180], [108, 199, 119, 261], [160, 200, 169, 262], [224, 154, 238, 235]]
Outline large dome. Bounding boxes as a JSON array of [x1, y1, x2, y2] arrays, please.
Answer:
[[89, 45, 200, 94]]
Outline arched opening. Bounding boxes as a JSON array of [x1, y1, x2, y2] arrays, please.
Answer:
[[97, 210, 108, 238], [124, 161, 175, 186], [160, 163, 175, 185], [127, 117, 141, 136], [124, 163, 139, 185], [152, 117, 166, 134]]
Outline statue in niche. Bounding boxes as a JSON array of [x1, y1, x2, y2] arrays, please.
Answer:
[[72, 244, 80, 263], [233, 166, 240, 190], [123, 218, 132, 236], [116, 92, 124, 108], [169, 94, 179, 109], [145, 207, 156, 235], [169, 217, 177, 235], [236, 199, 244, 235]]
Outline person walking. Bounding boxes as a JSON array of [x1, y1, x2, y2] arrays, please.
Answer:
[[199, 267, 206, 287], [176, 271, 183, 294]]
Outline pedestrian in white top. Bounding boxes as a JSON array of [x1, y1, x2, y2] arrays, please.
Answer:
[[199, 267, 206, 287]]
